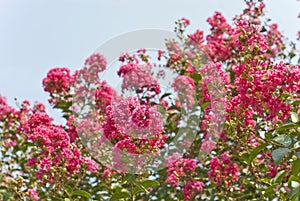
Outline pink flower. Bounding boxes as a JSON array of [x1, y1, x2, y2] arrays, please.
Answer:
[[26, 157, 37, 167], [166, 158, 198, 187], [94, 81, 117, 112], [157, 50, 164, 61], [23, 111, 99, 180], [42, 67, 74, 95], [103, 97, 164, 146], [118, 63, 160, 95], [84, 53, 107, 73], [181, 17, 190, 26], [0, 94, 7, 105], [208, 152, 239, 186], [200, 140, 216, 153], [183, 181, 204, 200], [28, 189, 39, 201], [188, 30, 204, 46], [172, 75, 196, 109]]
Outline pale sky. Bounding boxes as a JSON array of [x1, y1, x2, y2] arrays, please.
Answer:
[[0, 0, 299, 120]]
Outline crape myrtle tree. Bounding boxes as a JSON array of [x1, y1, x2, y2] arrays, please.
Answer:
[[1, 0, 300, 200]]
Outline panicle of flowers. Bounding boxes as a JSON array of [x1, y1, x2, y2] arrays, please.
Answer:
[[182, 180, 205, 200], [102, 97, 166, 154], [205, 12, 234, 62], [20, 112, 98, 184], [228, 61, 300, 125], [94, 80, 117, 112], [188, 30, 204, 48], [0, 95, 20, 134], [166, 157, 204, 200], [42, 67, 76, 105], [198, 62, 229, 142], [172, 75, 196, 109], [42, 67, 74, 95], [208, 151, 239, 186], [99, 97, 166, 173], [174, 18, 190, 39], [242, 1, 266, 20], [74, 53, 107, 92], [166, 157, 198, 187], [27, 189, 39, 201], [83, 53, 107, 80], [118, 61, 160, 96], [204, 3, 284, 64]]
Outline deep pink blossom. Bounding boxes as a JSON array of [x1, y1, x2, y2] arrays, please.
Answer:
[[208, 152, 239, 186], [28, 189, 39, 201], [183, 181, 204, 200], [42, 67, 74, 95], [166, 158, 198, 187]]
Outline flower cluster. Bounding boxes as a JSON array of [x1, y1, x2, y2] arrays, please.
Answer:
[[28, 189, 39, 201], [208, 151, 239, 186], [102, 97, 165, 153], [94, 80, 117, 112], [166, 157, 204, 200], [2, 1, 300, 200], [118, 62, 160, 96], [21, 112, 98, 183], [198, 62, 228, 144], [172, 75, 196, 109], [182, 180, 205, 200], [42, 67, 74, 95], [100, 96, 166, 172], [82, 53, 107, 82], [228, 61, 300, 125], [204, 2, 284, 64], [166, 158, 198, 187], [42, 67, 76, 105]]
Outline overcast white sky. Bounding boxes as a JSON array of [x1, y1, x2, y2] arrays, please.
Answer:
[[0, 0, 299, 120]]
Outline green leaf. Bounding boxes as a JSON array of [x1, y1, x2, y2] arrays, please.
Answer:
[[272, 148, 290, 165], [64, 185, 73, 196], [271, 170, 286, 184], [200, 102, 211, 110], [273, 134, 292, 147], [280, 93, 290, 99], [160, 93, 172, 99], [190, 73, 202, 82], [72, 190, 92, 199], [289, 175, 300, 182], [264, 184, 278, 198], [260, 26, 267, 33], [290, 186, 300, 200], [122, 174, 137, 184], [294, 141, 300, 149], [110, 192, 130, 201], [289, 51, 296, 59], [288, 175, 300, 190], [248, 143, 267, 164], [277, 123, 299, 132], [292, 159, 300, 176], [64, 199, 71, 201], [292, 100, 300, 106], [156, 105, 167, 115], [132, 181, 149, 195], [132, 185, 145, 195], [167, 105, 181, 112], [141, 180, 160, 188], [291, 112, 299, 123], [54, 101, 72, 110]]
